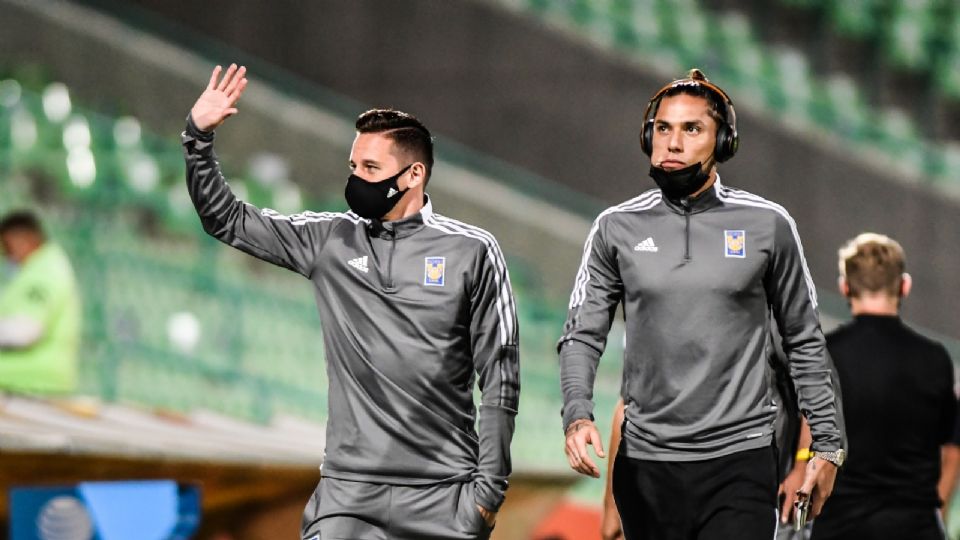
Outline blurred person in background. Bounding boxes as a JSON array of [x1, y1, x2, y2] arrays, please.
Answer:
[[0, 209, 80, 395], [559, 68, 844, 540], [184, 64, 518, 540], [811, 233, 957, 540]]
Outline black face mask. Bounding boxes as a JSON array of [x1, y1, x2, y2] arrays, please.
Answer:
[[648, 162, 710, 201], [344, 164, 412, 219]]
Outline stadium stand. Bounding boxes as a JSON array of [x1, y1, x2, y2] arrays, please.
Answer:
[[503, 0, 959, 190]]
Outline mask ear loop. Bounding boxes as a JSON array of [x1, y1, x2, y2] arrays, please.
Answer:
[[393, 163, 413, 180], [702, 153, 718, 176]]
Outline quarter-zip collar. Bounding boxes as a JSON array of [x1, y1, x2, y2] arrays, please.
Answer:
[[661, 175, 723, 215], [365, 195, 433, 293], [659, 175, 726, 263], [367, 195, 433, 239]]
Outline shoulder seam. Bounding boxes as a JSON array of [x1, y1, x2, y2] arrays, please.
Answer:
[[259, 207, 365, 225], [566, 191, 661, 310]]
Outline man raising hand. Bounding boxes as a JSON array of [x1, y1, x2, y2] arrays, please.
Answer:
[[184, 65, 519, 540]]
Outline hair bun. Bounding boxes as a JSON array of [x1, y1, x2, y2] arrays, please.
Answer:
[[687, 68, 708, 82]]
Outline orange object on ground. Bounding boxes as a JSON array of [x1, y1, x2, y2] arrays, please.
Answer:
[[530, 499, 602, 540]]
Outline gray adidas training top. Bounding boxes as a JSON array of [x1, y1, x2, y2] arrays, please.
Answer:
[[182, 118, 519, 511], [559, 179, 842, 461]]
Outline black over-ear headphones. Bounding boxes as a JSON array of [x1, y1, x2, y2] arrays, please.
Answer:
[[640, 68, 740, 163]]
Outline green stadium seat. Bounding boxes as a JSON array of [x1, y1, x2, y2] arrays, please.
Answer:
[[936, 48, 960, 100], [884, 0, 936, 71], [567, 0, 598, 28], [623, 0, 665, 50], [932, 143, 960, 196], [768, 48, 815, 121], [877, 107, 926, 173], [941, 10, 960, 97], [819, 74, 871, 141], [714, 12, 771, 104], [827, 0, 880, 38], [660, 0, 711, 66]]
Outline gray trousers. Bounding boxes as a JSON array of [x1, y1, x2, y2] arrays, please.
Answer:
[[301, 477, 493, 540]]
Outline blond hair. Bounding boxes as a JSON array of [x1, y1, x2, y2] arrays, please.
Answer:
[[838, 233, 906, 298]]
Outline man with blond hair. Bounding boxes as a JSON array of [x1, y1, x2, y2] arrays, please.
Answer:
[[812, 233, 956, 540]]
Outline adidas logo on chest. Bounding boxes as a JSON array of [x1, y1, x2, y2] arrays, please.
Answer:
[[633, 237, 659, 252], [348, 255, 369, 273]]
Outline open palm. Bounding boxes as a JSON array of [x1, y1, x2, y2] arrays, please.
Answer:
[[190, 64, 248, 132]]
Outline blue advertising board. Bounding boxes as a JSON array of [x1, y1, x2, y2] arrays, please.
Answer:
[[10, 480, 200, 540]]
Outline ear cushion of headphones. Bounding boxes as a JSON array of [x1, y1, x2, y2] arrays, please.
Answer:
[[640, 119, 655, 157], [716, 123, 740, 163]]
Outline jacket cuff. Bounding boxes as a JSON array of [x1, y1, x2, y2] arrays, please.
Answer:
[[562, 400, 594, 433], [809, 442, 844, 453], [473, 477, 506, 512], [184, 114, 215, 142]]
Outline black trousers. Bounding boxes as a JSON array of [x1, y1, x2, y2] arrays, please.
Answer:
[[811, 500, 945, 540], [613, 446, 779, 540]]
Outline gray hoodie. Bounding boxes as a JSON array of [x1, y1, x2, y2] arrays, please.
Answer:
[[560, 179, 842, 461], [182, 118, 519, 510]]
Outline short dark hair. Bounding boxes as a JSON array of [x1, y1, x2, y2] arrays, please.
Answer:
[[355, 109, 434, 179], [0, 209, 45, 239]]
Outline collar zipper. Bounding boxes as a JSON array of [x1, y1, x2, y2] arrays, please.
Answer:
[[385, 228, 397, 291]]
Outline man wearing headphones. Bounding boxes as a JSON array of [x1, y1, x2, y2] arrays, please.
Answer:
[[559, 69, 844, 539]]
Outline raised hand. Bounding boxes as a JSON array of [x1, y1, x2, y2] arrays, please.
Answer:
[[190, 64, 248, 132]]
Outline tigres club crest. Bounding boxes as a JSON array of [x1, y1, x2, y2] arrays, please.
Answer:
[[725, 230, 746, 258], [424, 257, 446, 286]]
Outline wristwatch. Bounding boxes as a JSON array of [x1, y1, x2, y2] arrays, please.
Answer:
[[813, 449, 846, 467]]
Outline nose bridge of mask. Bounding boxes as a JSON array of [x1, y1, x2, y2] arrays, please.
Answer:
[[362, 163, 412, 185], [344, 163, 414, 219]]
